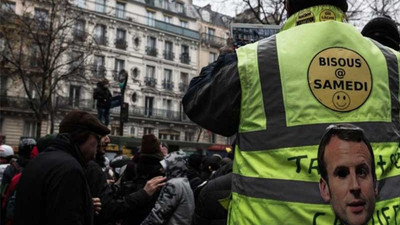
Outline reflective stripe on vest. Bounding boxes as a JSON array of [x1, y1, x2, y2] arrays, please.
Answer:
[[232, 8, 400, 225]]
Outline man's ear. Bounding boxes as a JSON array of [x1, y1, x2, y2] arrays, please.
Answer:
[[319, 177, 331, 203], [373, 178, 378, 198]]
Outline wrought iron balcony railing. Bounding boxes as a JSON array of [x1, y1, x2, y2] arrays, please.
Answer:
[[180, 53, 190, 64], [146, 47, 158, 57], [162, 80, 174, 91], [163, 51, 174, 60], [144, 76, 157, 88], [178, 82, 188, 92], [115, 39, 127, 50], [201, 33, 226, 48]]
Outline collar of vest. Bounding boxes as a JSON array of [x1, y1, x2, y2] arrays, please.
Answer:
[[281, 5, 347, 31]]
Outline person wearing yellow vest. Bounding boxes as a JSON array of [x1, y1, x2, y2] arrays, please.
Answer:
[[183, 0, 400, 224]]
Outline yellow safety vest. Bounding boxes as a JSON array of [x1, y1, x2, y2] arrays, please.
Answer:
[[230, 5, 400, 225]]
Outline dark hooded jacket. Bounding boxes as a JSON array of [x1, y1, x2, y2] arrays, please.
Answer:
[[141, 150, 195, 225], [93, 82, 112, 109], [15, 134, 93, 225]]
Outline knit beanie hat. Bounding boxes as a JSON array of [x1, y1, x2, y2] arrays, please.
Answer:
[[362, 16, 400, 51], [287, 0, 348, 16], [59, 110, 110, 136], [141, 134, 161, 155]]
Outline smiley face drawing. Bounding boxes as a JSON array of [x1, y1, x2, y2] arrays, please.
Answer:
[[332, 91, 351, 110]]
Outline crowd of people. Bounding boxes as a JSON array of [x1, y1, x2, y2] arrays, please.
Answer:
[[0, 110, 233, 225], [1, 0, 400, 224]]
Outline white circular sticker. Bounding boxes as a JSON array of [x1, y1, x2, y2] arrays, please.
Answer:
[[308, 48, 372, 112]]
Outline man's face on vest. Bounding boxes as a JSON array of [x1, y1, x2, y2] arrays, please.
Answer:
[[319, 136, 377, 225]]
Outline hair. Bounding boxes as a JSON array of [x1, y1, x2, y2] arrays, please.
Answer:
[[317, 124, 376, 183]]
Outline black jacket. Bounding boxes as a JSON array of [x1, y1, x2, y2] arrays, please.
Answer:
[[15, 134, 93, 225], [86, 159, 152, 225], [182, 53, 240, 137], [192, 173, 232, 225], [93, 82, 112, 109]]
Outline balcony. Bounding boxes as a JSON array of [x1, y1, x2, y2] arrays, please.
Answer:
[[0, 95, 37, 110], [94, 36, 107, 46], [144, 77, 157, 88], [201, 33, 226, 48], [162, 80, 174, 91], [146, 47, 158, 57], [178, 82, 188, 92], [115, 39, 127, 50], [144, 0, 186, 15], [163, 51, 174, 61], [69, 63, 85, 75], [92, 65, 106, 78], [56, 96, 96, 111], [111, 105, 191, 122], [180, 53, 190, 64]]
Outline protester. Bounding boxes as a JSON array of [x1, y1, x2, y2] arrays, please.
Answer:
[[362, 16, 400, 51], [318, 124, 377, 225], [192, 162, 232, 225], [94, 78, 112, 126], [86, 135, 166, 225], [0, 145, 14, 186], [120, 134, 165, 225], [187, 153, 203, 190], [183, 0, 400, 223], [15, 110, 110, 225], [141, 150, 194, 225]]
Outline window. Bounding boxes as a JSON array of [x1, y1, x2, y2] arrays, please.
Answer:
[[30, 44, 40, 67], [163, 15, 172, 23], [146, 65, 155, 78], [147, 11, 155, 27], [144, 127, 154, 134], [23, 121, 37, 137], [202, 10, 210, 22], [176, 3, 184, 13], [144, 96, 154, 117], [1, 1, 15, 12], [116, 2, 125, 19], [180, 45, 189, 63], [74, 0, 86, 8], [95, 0, 105, 13], [70, 51, 84, 74], [116, 28, 127, 49], [115, 59, 125, 74], [209, 52, 217, 63], [116, 28, 126, 40], [146, 37, 157, 56], [73, 20, 86, 40], [94, 24, 106, 45], [206, 27, 216, 38], [1, 76, 8, 96], [179, 72, 188, 92], [180, 20, 188, 28], [25, 81, 37, 99], [145, 66, 156, 87], [130, 126, 135, 136], [69, 85, 81, 108], [148, 36, 156, 49], [34, 8, 48, 28], [162, 98, 172, 115], [164, 69, 172, 82], [93, 55, 105, 78], [164, 41, 173, 60], [185, 131, 194, 141], [162, 0, 169, 10], [163, 69, 173, 90]]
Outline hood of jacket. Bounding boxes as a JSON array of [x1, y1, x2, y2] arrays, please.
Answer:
[[45, 133, 88, 168], [160, 150, 188, 179]]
